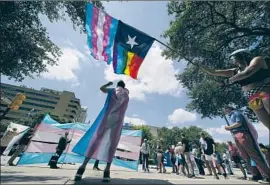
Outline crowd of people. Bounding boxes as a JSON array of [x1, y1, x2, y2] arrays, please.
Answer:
[[140, 130, 269, 183]]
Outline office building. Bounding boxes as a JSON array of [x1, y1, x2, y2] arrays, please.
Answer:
[[0, 83, 86, 124], [78, 107, 87, 123]]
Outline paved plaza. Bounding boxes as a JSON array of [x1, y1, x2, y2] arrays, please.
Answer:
[[1, 157, 260, 184]]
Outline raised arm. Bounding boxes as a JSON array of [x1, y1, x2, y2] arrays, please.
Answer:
[[200, 65, 237, 77], [100, 82, 113, 93]]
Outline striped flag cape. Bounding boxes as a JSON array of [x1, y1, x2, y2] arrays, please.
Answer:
[[86, 3, 154, 79]]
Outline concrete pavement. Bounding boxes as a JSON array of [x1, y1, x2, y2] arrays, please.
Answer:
[[1, 163, 260, 184]]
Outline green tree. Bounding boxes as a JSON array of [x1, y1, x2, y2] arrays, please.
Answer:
[[163, 1, 269, 121], [157, 126, 209, 151], [133, 125, 153, 141], [0, 1, 103, 81]]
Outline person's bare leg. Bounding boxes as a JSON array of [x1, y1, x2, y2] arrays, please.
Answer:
[[237, 163, 247, 179], [185, 153, 195, 177], [208, 160, 219, 179], [203, 157, 213, 175], [254, 106, 270, 130]]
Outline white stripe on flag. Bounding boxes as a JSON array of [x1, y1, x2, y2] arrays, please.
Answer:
[[96, 10, 106, 60]]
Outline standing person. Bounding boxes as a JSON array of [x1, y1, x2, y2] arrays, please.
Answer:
[[200, 133, 227, 180], [224, 106, 270, 183], [169, 145, 177, 173], [175, 142, 186, 176], [1, 128, 20, 155], [73, 81, 129, 182], [227, 141, 247, 179], [156, 141, 166, 173], [141, 139, 150, 172], [181, 134, 195, 178], [200, 136, 213, 176], [8, 129, 34, 166], [222, 151, 234, 175], [198, 49, 270, 130], [49, 131, 69, 169]]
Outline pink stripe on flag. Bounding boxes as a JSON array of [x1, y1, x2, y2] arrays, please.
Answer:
[[92, 6, 99, 59], [102, 14, 112, 62]]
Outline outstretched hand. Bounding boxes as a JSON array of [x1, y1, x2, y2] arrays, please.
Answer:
[[107, 81, 113, 86]]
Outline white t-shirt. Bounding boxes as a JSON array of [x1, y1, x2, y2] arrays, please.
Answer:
[[200, 137, 207, 150]]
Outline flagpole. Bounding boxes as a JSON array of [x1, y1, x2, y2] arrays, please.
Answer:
[[154, 38, 199, 67]]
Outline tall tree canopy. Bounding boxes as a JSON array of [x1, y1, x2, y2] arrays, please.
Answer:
[[163, 1, 269, 121], [0, 1, 103, 81]]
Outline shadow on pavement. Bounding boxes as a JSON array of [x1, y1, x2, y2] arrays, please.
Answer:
[[1, 174, 66, 183], [72, 177, 173, 184]]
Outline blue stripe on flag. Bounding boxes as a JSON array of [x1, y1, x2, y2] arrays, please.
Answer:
[[18, 153, 139, 171], [86, 3, 94, 54], [106, 18, 118, 65], [115, 45, 126, 74]]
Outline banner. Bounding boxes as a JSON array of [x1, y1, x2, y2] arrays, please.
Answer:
[[18, 114, 142, 171]]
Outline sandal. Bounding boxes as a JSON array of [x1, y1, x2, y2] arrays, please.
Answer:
[[74, 167, 85, 181]]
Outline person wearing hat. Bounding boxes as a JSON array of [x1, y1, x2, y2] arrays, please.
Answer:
[[141, 139, 150, 172], [49, 131, 70, 169], [197, 49, 270, 130]]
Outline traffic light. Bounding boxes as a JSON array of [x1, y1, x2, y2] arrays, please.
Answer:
[[8, 93, 26, 111]]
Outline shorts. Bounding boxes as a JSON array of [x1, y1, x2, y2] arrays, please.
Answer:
[[176, 155, 186, 165], [204, 154, 213, 161], [232, 155, 241, 163]]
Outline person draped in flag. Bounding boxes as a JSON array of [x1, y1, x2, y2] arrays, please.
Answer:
[[197, 49, 270, 130], [73, 81, 129, 182], [224, 105, 270, 183]]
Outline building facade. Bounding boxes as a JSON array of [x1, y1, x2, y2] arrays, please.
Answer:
[[0, 83, 86, 124], [78, 107, 88, 123]]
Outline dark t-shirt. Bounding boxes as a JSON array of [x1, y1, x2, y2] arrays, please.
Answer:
[[57, 137, 67, 151], [19, 133, 32, 145], [182, 138, 190, 152], [204, 137, 215, 155]]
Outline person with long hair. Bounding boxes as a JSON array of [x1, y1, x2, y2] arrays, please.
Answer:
[[198, 49, 270, 130]]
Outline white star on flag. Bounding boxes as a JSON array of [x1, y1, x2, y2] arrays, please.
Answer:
[[126, 35, 138, 49]]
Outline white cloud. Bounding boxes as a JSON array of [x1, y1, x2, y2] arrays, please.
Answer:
[[124, 116, 147, 126], [104, 42, 184, 100], [42, 48, 87, 86], [206, 125, 230, 136], [168, 108, 197, 125], [132, 114, 139, 117]]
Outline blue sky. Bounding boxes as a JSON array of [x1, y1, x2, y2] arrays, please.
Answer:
[[1, 2, 268, 144]]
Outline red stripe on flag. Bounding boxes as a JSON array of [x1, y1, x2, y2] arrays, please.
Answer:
[[129, 55, 144, 79], [91, 6, 99, 59]]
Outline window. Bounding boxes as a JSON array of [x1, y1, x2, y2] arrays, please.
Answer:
[[23, 102, 54, 109], [68, 105, 78, 109], [3, 92, 57, 104]]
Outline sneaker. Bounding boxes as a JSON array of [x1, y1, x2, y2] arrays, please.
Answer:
[[214, 175, 220, 180], [93, 166, 101, 171], [188, 174, 196, 178], [147, 168, 150, 173], [50, 166, 59, 169], [258, 178, 270, 184], [237, 176, 247, 180], [8, 163, 16, 166], [249, 176, 263, 181], [74, 167, 85, 181], [102, 170, 110, 182]]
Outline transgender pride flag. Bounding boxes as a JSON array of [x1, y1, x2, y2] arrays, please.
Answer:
[[86, 3, 118, 64]]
